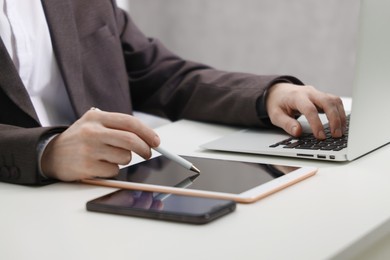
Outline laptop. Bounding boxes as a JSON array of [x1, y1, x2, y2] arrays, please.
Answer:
[[201, 0, 390, 162]]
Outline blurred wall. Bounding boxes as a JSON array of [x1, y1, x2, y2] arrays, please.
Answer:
[[116, 0, 130, 10], [118, 0, 360, 97]]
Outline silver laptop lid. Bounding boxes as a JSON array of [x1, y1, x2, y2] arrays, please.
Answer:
[[347, 0, 390, 160]]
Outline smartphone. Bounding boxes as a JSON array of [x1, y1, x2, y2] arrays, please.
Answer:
[[86, 189, 236, 224]]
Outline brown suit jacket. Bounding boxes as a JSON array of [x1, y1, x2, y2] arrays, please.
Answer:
[[0, 0, 300, 184]]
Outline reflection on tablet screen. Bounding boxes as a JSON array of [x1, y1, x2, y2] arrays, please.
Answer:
[[114, 156, 299, 195]]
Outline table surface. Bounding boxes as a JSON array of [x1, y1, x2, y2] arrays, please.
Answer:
[[2, 101, 390, 260]]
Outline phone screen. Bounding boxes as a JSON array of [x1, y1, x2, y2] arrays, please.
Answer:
[[87, 189, 236, 224], [114, 156, 299, 194]]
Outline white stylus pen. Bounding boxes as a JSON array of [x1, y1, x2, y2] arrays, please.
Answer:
[[153, 146, 201, 174], [89, 108, 200, 173]]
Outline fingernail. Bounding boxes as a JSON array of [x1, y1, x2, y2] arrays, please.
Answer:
[[318, 130, 326, 140], [334, 128, 342, 137], [291, 126, 298, 136], [154, 135, 160, 147]]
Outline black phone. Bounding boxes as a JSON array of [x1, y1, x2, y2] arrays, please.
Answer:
[[86, 189, 236, 224]]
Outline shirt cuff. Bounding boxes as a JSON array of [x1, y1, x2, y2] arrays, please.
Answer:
[[37, 133, 59, 179]]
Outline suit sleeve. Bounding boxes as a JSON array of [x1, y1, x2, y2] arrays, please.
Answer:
[[0, 124, 65, 185], [112, 5, 303, 127]]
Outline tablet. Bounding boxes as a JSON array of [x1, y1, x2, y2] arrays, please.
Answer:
[[82, 156, 317, 203]]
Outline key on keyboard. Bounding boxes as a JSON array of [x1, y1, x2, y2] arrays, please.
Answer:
[[270, 116, 349, 151]]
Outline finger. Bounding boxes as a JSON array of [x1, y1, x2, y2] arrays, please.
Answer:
[[93, 144, 133, 165], [88, 110, 160, 147], [103, 130, 152, 159], [269, 109, 303, 137], [76, 115, 153, 160], [85, 161, 120, 179], [334, 98, 347, 134], [94, 127, 152, 162], [296, 102, 326, 140], [313, 95, 347, 138]]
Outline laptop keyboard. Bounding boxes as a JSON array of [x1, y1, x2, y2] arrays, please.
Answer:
[[270, 116, 350, 151]]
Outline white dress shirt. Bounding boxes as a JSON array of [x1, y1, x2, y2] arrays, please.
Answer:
[[0, 0, 76, 126]]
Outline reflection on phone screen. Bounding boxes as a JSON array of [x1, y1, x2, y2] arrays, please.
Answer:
[[94, 189, 234, 216]]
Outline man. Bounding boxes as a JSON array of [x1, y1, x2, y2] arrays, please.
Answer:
[[0, 0, 346, 185]]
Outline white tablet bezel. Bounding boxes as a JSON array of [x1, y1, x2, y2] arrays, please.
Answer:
[[82, 158, 317, 203]]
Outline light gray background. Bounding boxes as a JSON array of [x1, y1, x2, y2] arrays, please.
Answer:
[[117, 0, 360, 97]]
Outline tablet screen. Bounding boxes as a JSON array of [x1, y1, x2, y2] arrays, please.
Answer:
[[114, 156, 299, 195]]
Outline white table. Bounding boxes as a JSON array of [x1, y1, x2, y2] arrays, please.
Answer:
[[2, 113, 390, 260]]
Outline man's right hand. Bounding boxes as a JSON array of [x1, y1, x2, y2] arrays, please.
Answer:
[[41, 109, 160, 182]]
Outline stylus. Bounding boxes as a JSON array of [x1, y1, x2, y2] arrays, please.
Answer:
[[88, 107, 200, 173], [153, 146, 201, 174]]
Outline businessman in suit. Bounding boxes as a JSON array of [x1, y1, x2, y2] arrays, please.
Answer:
[[0, 0, 346, 185]]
